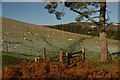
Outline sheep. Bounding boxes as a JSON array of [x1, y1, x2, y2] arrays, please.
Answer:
[[13, 26, 15, 28], [7, 33, 9, 35], [68, 38, 75, 41], [28, 32, 31, 34], [35, 33, 38, 36], [48, 35, 50, 38]]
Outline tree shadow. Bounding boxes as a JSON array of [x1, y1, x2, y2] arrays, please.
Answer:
[[111, 52, 120, 55], [109, 52, 120, 60]]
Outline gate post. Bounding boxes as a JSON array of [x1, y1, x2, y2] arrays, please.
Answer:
[[59, 50, 63, 63], [82, 48, 85, 61], [43, 47, 46, 60]]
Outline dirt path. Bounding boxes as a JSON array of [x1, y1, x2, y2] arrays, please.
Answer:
[[68, 37, 93, 53]]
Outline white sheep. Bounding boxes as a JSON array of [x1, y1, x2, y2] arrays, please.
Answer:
[[13, 26, 15, 28], [68, 38, 74, 41], [48, 35, 50, 38], [35, 33, 38, 36], [2, 40, 3, 43], [28, 32, 31, 33]]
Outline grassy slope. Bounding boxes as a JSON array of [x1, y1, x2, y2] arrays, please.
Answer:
[[2, 17, 90, 54], [2, 17, 118, 54], [1, 18, 119, 79], [2, 17, 119, 66]]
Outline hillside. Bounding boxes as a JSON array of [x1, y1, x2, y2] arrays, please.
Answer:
[[2, 17, 118, 58]]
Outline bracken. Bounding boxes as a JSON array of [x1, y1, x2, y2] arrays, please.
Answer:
[[2, 58, 119, 79]]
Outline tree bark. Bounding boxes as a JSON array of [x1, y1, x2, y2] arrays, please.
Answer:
[[99, 32, 108, 61], [99, 2, 108, 61]]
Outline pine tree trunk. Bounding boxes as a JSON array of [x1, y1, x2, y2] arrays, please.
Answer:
[[99, 32, 108, 61], [99, 2, 108, 61]]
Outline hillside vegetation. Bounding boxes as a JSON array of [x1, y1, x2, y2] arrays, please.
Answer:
[[47, 23, 120, 40], [2, 17, 118, 56]]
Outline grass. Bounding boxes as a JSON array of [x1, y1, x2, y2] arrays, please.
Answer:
[[94, 60, 118, 69], [2, 54, 24, 69], [2, 17, 118, 65], [2, 51, 35, 57], [2, 51, 34, 69], [86, 51, 100, 60]]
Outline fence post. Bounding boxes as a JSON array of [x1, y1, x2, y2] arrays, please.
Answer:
[[66, 53, 70, 65], [59, 50, 63, 63], [66, 53, 68, 57], [82, 48, 85, 61], [35, 58, 37, 62], [6, 41, 9, 52], [43, 47, 46, 60]]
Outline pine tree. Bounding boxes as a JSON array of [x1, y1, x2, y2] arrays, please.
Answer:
[[45, 1, 109, 61]]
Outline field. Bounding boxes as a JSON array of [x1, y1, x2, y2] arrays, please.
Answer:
[[1, 17, 119, 79], [2, 17, 118, 56]]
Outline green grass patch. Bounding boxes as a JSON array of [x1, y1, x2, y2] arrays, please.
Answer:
[[2, 54, 24, 68], [2, 51, 16, 54], [86, 51, 100, 60], [2, 51, 35, 69], [94, 60, 118, 69]]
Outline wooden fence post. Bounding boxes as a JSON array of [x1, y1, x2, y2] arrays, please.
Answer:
[[43, 47, 46, 60], [66, 53, 70, 65], [35, 58, 37, 62], [82, 48, 85, 61], [66, 53, 68, 57], [59, 50, 63, 63]]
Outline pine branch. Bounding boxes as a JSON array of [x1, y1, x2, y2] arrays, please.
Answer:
[[70, 8, 101, 26]]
